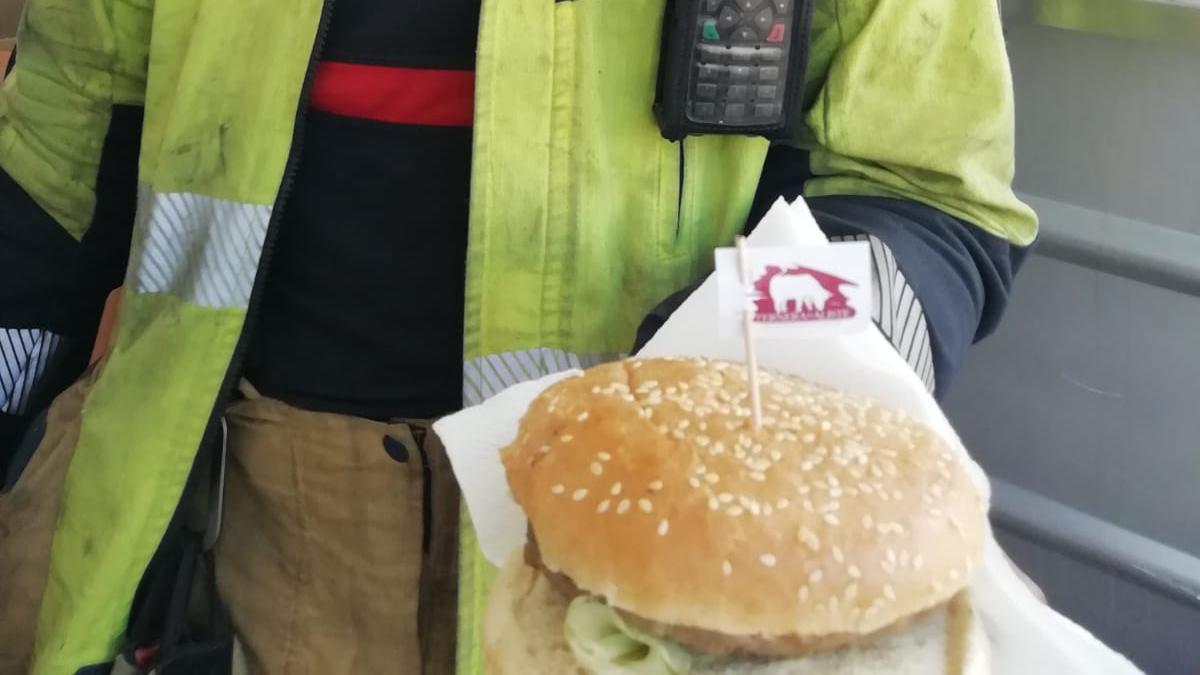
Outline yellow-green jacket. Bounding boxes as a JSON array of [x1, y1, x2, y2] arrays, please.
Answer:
[[0, 0, 1034, 672]]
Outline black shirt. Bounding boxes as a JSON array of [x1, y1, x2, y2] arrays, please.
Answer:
[[245, 0, 481, 419]]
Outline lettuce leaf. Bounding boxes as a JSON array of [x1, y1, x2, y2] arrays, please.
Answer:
[[565, 596, 698, 675]]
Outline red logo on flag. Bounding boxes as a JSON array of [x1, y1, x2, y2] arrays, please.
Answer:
[[752, 266, 858, 322]]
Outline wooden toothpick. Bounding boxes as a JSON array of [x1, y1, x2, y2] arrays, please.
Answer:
[[735, 236, 763, 430]]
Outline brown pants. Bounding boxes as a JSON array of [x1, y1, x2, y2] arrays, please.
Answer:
[[217, 383, 459, 675], [0, 370, 95, 675], [0, 377, 459, 675]]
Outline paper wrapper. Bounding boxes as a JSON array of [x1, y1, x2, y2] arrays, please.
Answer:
[[434, 198, 1142, 675]]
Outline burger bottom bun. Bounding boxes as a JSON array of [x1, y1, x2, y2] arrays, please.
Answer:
[[484, 556, 990, 675]]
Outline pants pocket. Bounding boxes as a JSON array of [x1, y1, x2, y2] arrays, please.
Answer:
[[216, 399, 429, 675]]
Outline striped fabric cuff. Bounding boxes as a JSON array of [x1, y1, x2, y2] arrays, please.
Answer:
[[830, 234, 936, 393], [463, 349, 614, 406], [0, 328, 62, 415]]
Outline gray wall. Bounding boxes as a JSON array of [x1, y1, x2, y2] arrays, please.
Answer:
[[945, 15, 1200, 675]]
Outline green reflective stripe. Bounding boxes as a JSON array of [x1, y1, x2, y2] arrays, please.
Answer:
[[33, 294, 246, 672], [128, 185, 271, 308], [1036, 0, 1200, 44]]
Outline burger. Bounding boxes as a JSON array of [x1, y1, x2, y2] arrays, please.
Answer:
[[486, 357, 989, 674]]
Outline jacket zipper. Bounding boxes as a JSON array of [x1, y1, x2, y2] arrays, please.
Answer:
[[675, 139, 686, 240], [192, 0, 338, 457]]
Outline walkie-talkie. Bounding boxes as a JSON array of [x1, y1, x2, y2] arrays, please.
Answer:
[[655, 0, 813, 141]]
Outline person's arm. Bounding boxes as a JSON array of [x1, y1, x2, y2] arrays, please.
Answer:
[[638, 1, 1035, 397], [0, 0, 150, 455]]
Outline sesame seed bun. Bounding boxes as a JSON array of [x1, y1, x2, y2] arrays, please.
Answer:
[[484, 553, 990, 674], [500, 357, 986, 650]]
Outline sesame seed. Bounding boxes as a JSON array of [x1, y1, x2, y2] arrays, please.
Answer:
[[723, 560, 733, 577], [769, 450, 783, 462], [577, 412, 590, 422], [847, 565, 862, 579], [590, 462, 604, 476], [648, 480, 663, 491], [572, 489, 588, 501], [762, 504, 774, 515], [809, 569, 824, 584], [704, 473, 720, 485], [611, 482, 623, 496], [798, 586, 810, 602], [821, 421, 832, 431], [802, 433, 816, 443], [776, 498, 790, 509], [597, 452, 611, 461], [688, 477, 701, 489], [617, 499, 631, 514], [823, 513, 840, 526], [718, 492, 734, 503], [694, 464, 707, 475], [844, 584, 859, 602], [551, 484, 565, 495], [726, 506, 745, 517], [597, 499, 610, 513], [803, 499, 814, 512], [797, 527, 820, 551], [560, 435, 574, 443], [913, 555, 925, 570], [949, 569, 961, 581], [591, 386, 602, 394], [760, 553, 777, 568], [748, 471, 766, 482], [886, 549, 896, 564], [883, 584, 897, 601], [708, 497, 720, 511], [638, 498, 653, 513], [899, 551, 910, 567], [832, 546, 844, 563], [657, 519, 670, 536], [862, 515, 874, 529], [696, 435, 710, 447]]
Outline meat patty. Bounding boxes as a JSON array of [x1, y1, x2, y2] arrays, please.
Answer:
[[523, 532, 931, 659]]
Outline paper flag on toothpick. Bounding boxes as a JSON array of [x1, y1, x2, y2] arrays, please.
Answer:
[[715, 242, 873, 340]]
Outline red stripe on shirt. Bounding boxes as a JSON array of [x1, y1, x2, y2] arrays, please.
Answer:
[[310, 61, 474, 127]]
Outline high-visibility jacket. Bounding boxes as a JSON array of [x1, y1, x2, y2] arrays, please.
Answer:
[[0, 0, 1034, 671]]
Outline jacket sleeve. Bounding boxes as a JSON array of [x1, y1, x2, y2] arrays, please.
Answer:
[[0, 0, 150, 453], [636, 138, 1032, 399], [797, 0, 1038, 248]]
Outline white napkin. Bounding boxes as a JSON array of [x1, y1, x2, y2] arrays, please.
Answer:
[[434, 198, 1141, 675]]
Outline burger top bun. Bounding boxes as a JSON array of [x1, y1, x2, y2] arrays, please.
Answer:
[[501, 358, 986, 642]]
